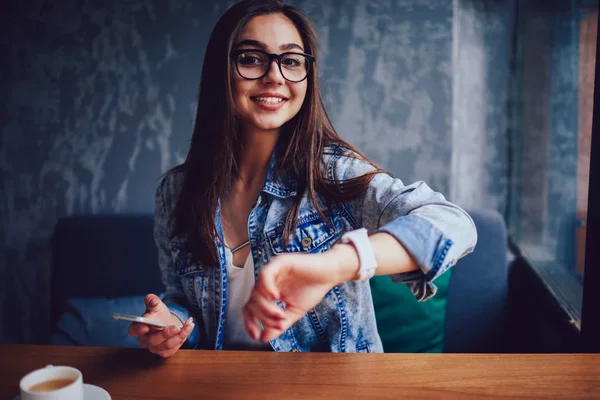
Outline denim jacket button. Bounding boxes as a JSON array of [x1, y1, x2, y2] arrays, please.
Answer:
[[257, 249, 263, 257], [300, 237, 312, 249]]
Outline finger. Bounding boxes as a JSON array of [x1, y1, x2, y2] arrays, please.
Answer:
[[148, 321, 193, 355], [129, 323, 165, 339], [144, 293, 163, 314], [245, 302, 284, 333], [128, 322, 151, 337], [261, 325, 286, 343], [258, 261, 282, 301], [146, 324, 182, 347], [245, 292, 285, 328], [154, 349, 177, 359], [138, 334, 150, 349], [147, 315, 194, 346], [137, 328, 168, 349], [242, 307, 262, 341], [151, 319, 195, 353]]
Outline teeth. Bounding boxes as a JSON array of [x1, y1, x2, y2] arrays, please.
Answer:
[[253, 97, 284, 104]]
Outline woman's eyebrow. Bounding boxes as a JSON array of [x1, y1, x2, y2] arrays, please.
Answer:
[[234, 39, 266, 49], [280, 42, 304, 52], [234, 39, 304, 52]]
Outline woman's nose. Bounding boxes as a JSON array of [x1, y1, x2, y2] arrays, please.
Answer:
[[263, 59, 285, 84]]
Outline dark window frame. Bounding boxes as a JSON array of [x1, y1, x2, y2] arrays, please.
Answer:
[[580, 8, 600, 354]]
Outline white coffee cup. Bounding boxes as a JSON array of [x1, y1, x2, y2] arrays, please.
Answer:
[[19, 365, 84, 400]]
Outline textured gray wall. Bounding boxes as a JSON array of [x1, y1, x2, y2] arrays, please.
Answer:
[[451, 0, 514, 212]]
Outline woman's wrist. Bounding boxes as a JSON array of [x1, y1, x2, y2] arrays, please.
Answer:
[[325, 243, 361, 285], [325, 232, 420, 286]]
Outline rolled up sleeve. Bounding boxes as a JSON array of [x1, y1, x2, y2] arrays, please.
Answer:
[[332, 152, 478, 301]]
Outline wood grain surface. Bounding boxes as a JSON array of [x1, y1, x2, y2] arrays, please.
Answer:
[[2, 345, 599, 399]]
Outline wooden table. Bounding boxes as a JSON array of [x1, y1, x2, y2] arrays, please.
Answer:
[[1, 345, 599, 399]]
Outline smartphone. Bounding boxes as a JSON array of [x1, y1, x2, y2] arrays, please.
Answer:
[[112, 313, 169, 328]]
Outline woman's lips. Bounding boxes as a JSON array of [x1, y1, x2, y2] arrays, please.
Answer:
[[251, 96, 288, 111]]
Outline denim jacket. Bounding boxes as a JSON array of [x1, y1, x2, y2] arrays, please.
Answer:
[[154, 146, 477, 352]]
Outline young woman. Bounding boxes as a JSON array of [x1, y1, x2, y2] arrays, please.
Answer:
[[129, 0, 477, 357]]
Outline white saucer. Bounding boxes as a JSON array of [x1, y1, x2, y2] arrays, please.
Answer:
[[84, 383, 111, 400], [14, 384, 110, 400]]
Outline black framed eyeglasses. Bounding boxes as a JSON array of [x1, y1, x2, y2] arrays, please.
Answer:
[[230, 49, 315, 83]]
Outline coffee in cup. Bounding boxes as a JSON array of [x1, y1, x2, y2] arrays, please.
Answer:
[[19, 365, 83, 400], [28, 378, 77, 392]]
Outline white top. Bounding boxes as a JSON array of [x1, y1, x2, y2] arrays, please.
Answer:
[[223, 248, 272, 351]]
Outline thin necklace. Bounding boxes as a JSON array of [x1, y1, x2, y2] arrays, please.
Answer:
[[231, 240, 250, 253]]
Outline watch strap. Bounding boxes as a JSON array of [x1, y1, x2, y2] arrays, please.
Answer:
[[339, 228, 378, 281]]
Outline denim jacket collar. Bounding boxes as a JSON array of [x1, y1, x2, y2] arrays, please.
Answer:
[[262, 146, 297, 198]]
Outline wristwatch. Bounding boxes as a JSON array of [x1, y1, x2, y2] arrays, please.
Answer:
[[339, 228, 378, 281]]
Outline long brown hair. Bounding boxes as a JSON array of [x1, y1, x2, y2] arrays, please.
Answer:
[[171, 0, 383, 265]]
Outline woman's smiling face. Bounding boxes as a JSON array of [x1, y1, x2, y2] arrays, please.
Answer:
[[232, 13, 309, 135]]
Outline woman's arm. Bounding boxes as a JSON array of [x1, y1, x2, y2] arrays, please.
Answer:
[[153, 172, 201, 349], [326, 232, 419, 282], [332, 151, 478, 300]]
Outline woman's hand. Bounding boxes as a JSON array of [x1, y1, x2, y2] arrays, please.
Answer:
[[242, 251, 347, 343], [128, 294, 195, 358]]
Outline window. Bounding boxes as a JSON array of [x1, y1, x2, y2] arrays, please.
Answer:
[[506, 0, 597, 327]]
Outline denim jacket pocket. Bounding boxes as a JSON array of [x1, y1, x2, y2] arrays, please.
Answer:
[[266, 213, 338, 254], [170, 242, 205, 276]]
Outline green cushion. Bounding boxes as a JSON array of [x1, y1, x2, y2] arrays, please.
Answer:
[[370, 270, 451, 353]]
